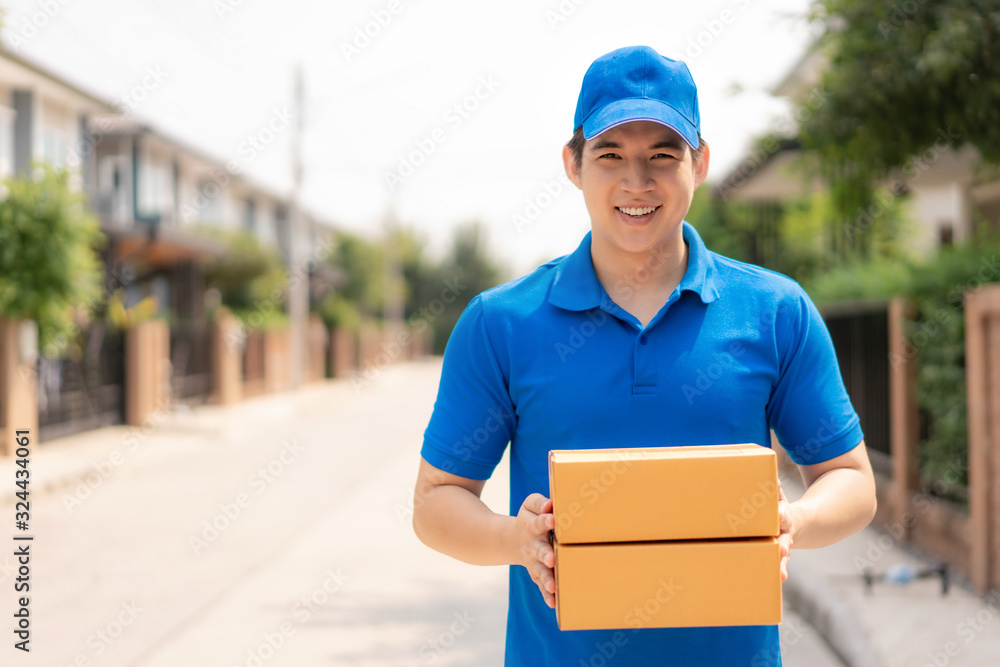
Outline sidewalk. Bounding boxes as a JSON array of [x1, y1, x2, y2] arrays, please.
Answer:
[[6, 360, 1000, 666], [8, 359, 511, 666], [0, 376, 343, 508], [781, 471, 1000, 667]]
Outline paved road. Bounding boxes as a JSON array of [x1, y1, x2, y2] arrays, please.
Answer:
[[4, 359, 843, 666]]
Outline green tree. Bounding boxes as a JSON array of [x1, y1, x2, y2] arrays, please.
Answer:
[[318, 222, 507, 352], [798, 0, 1000, 244], [323, 230, 384, 318], [692, 186, 862, 284], [202, 229, 287, 326], [0, 165, 104, 349], [432, 221, 505, 352], [318, 227, 430, 332], [393, 226, 439, 321]]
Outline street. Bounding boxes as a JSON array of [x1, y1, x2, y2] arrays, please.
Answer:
[[6, 359, 844, 666]]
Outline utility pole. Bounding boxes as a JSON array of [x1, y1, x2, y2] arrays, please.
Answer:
[[382, 202, 404, 331], [288, 64, 308, 389]]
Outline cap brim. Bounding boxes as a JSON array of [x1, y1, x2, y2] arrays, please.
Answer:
[[582, 98, 699, 149]]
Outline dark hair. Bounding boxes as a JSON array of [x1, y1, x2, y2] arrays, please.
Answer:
[[566, 126, 707, 169]]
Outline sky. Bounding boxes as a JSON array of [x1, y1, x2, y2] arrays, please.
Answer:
[[0, 0, 819, 274]]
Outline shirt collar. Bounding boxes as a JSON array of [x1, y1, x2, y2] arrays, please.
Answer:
[[549, 221, 720, 312]]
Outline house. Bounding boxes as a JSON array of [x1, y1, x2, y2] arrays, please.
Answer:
[[0, 47, 339, 442], [717, 45, 1000, 593], [717, 47, 1000, 254]]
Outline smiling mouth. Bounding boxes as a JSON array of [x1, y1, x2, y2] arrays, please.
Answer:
[[616, 205, 660, 218]]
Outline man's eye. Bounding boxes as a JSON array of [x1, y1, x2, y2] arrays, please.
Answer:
[[598, 153, 621, 159], [653, 153, 676, 159]]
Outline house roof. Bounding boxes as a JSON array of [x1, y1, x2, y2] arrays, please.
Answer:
[[0, 46, 117, 112], [713, 138, 818, 202], [0, 49, 338, 233], [771, 46, 826, 99]]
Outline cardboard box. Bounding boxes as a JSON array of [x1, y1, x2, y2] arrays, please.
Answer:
[[554, 537, 782, 630], [549, 444, 779, 544]]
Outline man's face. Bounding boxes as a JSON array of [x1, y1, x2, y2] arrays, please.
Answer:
[[562, 120, 709, 259]]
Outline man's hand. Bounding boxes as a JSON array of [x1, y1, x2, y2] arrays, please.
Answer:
[[514, 494, 556, 608], [777, 481, 794, 582]]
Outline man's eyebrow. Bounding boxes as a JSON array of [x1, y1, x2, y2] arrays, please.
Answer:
[[651, 138, 685, 151], [589, 139, 620, 152], [588, 137, 686, 152]]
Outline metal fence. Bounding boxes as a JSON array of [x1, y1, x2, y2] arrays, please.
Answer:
[[822, 301, 892, 471], [170, 320, 212, 404], [38, 325, 126, 441]]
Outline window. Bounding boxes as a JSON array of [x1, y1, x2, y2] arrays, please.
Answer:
[[0, 105, 14, 179], [938, 223, 954, 247], [244, 198, 256, 234]]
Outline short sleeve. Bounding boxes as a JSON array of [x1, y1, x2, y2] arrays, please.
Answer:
[[766, 290, 864, 465], [421, 295, 516, 480]]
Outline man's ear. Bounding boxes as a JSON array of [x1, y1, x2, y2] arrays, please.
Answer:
[[562, 144, 583, 190], [692, 142, 710, 188]]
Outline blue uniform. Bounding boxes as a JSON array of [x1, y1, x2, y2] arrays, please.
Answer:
[[421, 222, 863, 666]]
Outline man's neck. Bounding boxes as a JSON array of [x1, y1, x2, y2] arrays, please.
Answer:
[[590, 229, 689, 326]]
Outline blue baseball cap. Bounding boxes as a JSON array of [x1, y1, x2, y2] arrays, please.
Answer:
[[573, 45, 700, 149]]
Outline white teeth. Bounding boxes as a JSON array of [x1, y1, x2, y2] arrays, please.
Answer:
[[619, 206, 657, 217]]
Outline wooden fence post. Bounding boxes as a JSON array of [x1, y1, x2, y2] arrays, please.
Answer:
[[966, 284, 1000, 593], [888, 297, 920, 539], [264, 327, 291, 394], [308, 315, 328, 382], [126, 320, 171, 427], [0, 319, 38, 456], [212, 309, 243, 405], [329, 327, 357, 378]]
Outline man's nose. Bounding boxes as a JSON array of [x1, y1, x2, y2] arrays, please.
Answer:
[[621, 160, 654, 191]]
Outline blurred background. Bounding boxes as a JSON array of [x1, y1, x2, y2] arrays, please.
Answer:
[[0, 0, 999, 665]]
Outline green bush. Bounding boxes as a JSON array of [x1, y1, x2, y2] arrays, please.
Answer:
[[691, 187, 909, 285], [904, 236, 1000, 494], [201, 229, 286, 312], [803, 234, 1000, 497], [0, 165, 105, 350], [318, 292, 360, 331], [804, 256, 913, 305], [229, 307, 289, 332]]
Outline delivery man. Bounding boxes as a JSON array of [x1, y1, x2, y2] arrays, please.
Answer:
[[412, 45, 877, 666]]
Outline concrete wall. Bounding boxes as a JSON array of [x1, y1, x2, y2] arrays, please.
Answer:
[[0, 319, 38, 456], [307, 315, 328, 383], [125, 319, 170, 427], [212, 308, 242, 405], [329, 327, 357, 379]]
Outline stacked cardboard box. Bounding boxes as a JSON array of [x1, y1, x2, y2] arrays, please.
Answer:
[[548, 443, 782, 631]]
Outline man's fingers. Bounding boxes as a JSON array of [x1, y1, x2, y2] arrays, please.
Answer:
[[778, 504, 792, 531], [534, 511, 555, 534], [534, 540, 554, 568], [531, 560, 556, 607], [537, 567, 555, 593], [541, 588, 555, 608], [778, 533, 791, 582], [522, 493, 552, 516]]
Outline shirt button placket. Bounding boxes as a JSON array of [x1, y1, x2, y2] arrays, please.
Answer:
[[633, 331, 657, 393]]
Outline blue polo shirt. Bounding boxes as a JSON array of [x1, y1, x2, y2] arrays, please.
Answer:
[[421, 222, 863, 667]]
